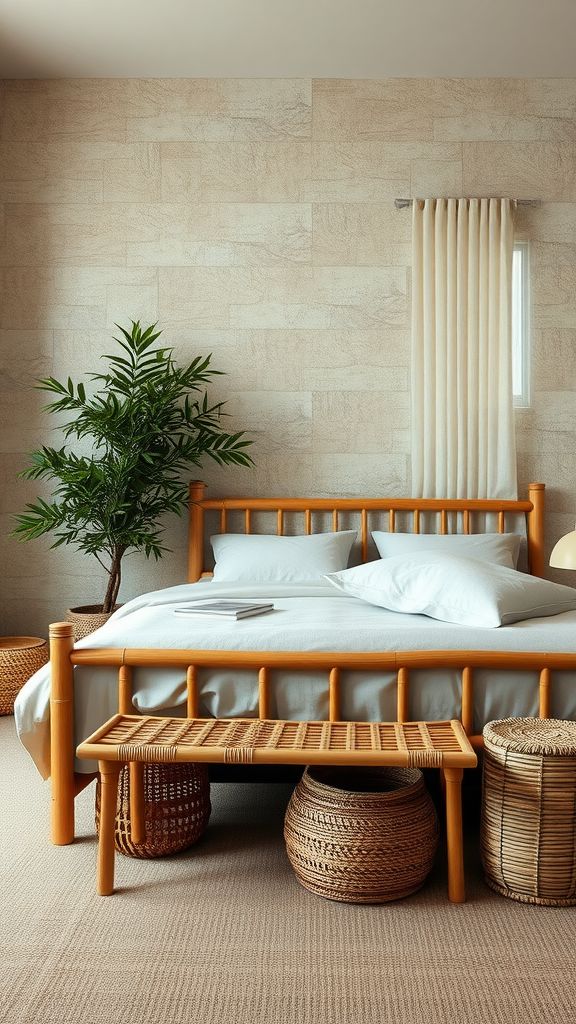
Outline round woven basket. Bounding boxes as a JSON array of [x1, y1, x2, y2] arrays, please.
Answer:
[[66, 605, 120, 641], [95, 761, 211, 858], [481, 717, 576, 906], [0, 637, 49, 715], [284, 764, 439, 903]]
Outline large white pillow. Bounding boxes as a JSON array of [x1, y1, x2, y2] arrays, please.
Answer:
[[371, 531, 522, 569], [325, 552, 576, 628], [211, 531, 357, 582]]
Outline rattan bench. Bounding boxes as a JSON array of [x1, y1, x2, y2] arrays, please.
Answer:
[[77, 714, 477, 901]]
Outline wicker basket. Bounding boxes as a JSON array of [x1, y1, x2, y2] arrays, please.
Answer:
[[284, 765, 439, 903], [95, 761, 211, 858], [481, 718, 576, 906], [66, 605, 121, 642], [0, 637, 49, 715]]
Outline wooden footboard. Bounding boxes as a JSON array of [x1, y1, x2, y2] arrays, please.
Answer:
[[49, 622, 576, 845]]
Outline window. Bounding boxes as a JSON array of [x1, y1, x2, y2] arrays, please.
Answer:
[[512, 242, 530, 407]]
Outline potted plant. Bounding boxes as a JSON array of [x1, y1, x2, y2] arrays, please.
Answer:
[[11, 320, 253, 634]]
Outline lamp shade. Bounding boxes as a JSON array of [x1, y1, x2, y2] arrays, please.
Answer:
[[550, 526, 576, 570]]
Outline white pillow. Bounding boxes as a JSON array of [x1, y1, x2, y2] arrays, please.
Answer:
[[371, 531, 522, 569], [211, 531, 357, 582], [325, 552, 576, 628]]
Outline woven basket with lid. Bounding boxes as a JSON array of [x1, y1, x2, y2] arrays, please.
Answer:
[[284, 764, 439, 903], [481, 717, 576, 905], [0, 637, 49, 715]]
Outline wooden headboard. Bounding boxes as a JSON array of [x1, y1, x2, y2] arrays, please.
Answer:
[[188, 481, 546, 584]]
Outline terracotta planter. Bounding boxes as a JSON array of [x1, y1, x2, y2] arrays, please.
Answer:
[[65, 604, 121, 642]]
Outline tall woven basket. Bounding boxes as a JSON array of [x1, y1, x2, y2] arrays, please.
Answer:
[[96, 761, 211, 858], [284, 765, 439, 903], [0, 637, 49, 715], [481, 718, 576, 906]]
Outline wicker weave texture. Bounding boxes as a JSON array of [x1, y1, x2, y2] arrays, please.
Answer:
[[0, 637, 48, 715], [284, 765, 439, 903], [96, 761, 211, 858], [481, 718, 576, 906], [66, 606, 120, 641], [81, 714, 474, 767]]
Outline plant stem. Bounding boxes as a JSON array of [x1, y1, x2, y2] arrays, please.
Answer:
[[103, 544, 126, 613]]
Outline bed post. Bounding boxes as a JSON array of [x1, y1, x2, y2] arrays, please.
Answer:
[[188, 480, 206, 582], [527, 483, 545, 578], [49, 622, 76, 845]]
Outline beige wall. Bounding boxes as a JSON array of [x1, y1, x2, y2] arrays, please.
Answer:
[[1, 77, 575, 636]]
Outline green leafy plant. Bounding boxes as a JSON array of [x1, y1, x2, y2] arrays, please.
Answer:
[[11, 320, 254, 612]]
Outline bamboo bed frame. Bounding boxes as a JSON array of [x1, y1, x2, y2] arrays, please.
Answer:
[[48, 481, 576, 847]]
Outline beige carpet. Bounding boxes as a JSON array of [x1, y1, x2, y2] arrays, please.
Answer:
[[1, 715, 575, 1024]]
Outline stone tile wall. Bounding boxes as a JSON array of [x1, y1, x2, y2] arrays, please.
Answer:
[[1, 78, 575, 635]]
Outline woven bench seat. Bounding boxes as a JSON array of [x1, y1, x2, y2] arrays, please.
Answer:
[[77, 714, 477, 901]]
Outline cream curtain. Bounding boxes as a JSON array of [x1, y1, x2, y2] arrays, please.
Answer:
[[411, 198, 517, 500]]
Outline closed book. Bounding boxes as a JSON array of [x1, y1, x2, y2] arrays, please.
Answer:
[[173, 600, 274, 619]]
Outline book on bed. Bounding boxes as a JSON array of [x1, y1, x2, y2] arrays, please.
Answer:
[[173, 600, 274, 619]]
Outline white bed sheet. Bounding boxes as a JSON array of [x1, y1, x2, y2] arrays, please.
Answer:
[[14, 579, 576, 778]]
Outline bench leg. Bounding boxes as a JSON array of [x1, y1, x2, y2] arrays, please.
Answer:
[[443, 766, 465, 903], [98, 761, 122, 896]]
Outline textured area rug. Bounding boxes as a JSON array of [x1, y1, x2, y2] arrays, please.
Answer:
[[1, 716, 575, 1024]]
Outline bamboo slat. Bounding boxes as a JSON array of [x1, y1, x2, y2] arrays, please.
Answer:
[[186, 665, 198, 718], [397, 666, 409, 722], [70, 647, 575, 674], [258, 667, 271, 719], [329, 667, 341, 722], [461, 667, 474, 737], [539, 668, 551, 719], [118, 665, 132, 716], [361, 508, 368, 562]]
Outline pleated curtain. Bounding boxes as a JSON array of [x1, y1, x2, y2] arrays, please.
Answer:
[[411, 198, 517, 500]]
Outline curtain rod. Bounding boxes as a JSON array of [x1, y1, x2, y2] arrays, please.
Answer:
[[394, 198, 541, 209]]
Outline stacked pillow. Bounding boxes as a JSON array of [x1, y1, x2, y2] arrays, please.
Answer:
[[325, 532, 576, 628]]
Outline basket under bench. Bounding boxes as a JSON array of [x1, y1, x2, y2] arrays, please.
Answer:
[[77, 714, 477, 902]]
